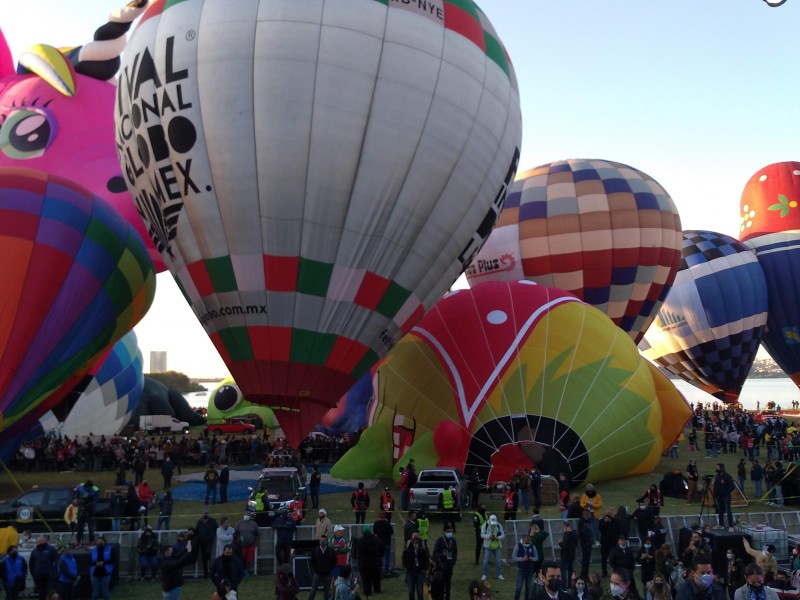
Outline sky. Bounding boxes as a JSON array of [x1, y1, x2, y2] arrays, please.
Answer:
[[4, 0, 799, 378]]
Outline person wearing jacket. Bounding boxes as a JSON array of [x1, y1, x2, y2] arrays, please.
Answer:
[[741, 539, 778, 580], [431, 525, 457, 600], [210, 544, 245, 597], [56, 549, 78, 600], [675, 557, 726, 600], [599, 511, 620, 578], [403, 533, 430, 600], [373, 510, 394, 575], [309, 535, 336, 600], [109, 490, 125, 532], [138, 526, 160, 581], [157, 491, 174, 531], [608, 534, 636, 575], [315, 509, 334, 541], [195, 509, 219, 579], [512, 533, 538, 600], [733, 564, 779, 600], [275, 562, 300, 600], [90, 537, 114, 600], [216, 517, 236, 558], [480, 514, 505, 580], [333, 564, 360, 600], [358, 524, 386, 596], [29, 536, 58, 600], [219, 464, 230, 504], [74, 479, 100, 546], [559, 520, 579, 587], [160, 539, 195, 600], [2, 545, 27, 600]]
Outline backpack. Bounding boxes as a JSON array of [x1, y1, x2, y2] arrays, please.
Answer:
[[354, 490, 367, 510]]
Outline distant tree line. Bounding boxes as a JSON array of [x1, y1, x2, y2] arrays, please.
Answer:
[[146, 371, 206, 393]]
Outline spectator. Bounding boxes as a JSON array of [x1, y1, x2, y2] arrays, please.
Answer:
[[157, 491, 173, 531], [351, 482, 370, 525], [402, 533, 429, 600], [468, 470, 482, 510], [373, 511, 394, 576], [741, 539, 777, 580], [216, 517, 235, 558], [160, 540, 195, 600], [124, 485, 141, 531], [275, 562, 300, 600], [138, 480, 155, 527], [89, 538, 113, 600], [733, 564, 779, 600], [558, 521, 578, 587], [331, 525, 349, 579], [751, 461, 764, 500], [675, 557, 725, 600], [161, 456, 175, 490], [357, 524, 385, 596], [532, 561, 569, 600], [577, 509, 595, 580], [63, 500, 79, 536], [602, 568, 641, 600], [272, 510, 297, 566], [2, 545, 27, 600], [29, 536, 58, 600], [204, 464, 219, 506], [609, 534, 635, 574], [74, 479, 100, 546], [599, 511, 619, 578], [481, 514, 505, 581], [210, 545, 245, 597], [399, 467, 411, 511], [473, 504, 488, 566], [416, 511, 431, 549], [531, 468, 543, 513], [219, 464, 230, 504], [404, 511, 419, 545], [309, 465, 322, 510], [504, 483, 519, 522], [431, 525, 457, 600], [713, 463, 736, 529], [137, 526, 159, 582], [56, 549, 78, 600], [580, 483, 603, 543], [379, 487, 395, 522], [195, 509, 219, 579], [645, 573, 671, 600], [315, 509, 333, 540], [333, 564, 360, 600], [517, 470, 532, 514], [637, 484, 663, 516], [512, 533, 537, 600], [639, 539, 656, 587], [109, 491, 125, 533], [309, 535, 336, 600], [234, 512, 259, 575]]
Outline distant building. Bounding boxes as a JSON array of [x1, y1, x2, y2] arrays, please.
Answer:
[[150, 351, 167, 373]]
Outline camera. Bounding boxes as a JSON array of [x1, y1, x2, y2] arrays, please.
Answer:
[[702, 475, 713, 483]]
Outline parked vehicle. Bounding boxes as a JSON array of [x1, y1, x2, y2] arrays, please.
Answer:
[[408, 467, 468, 520], [206, 417, 257, 435], [139, 415, 190, 433], [246, 468, 306, 526], [0, 486, 112, 532]]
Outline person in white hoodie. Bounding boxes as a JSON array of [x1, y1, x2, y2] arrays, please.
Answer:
[[481, 514, 506, 581], [216, 517, 235, 558]]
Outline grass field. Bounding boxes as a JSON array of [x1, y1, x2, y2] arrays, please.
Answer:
[[0, 438, 790, 599]]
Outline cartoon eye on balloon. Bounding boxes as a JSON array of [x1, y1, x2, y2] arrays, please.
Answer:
[[115, 0, 523, 444], [206, 378, 279, 430], [333, 281, 690, 485]]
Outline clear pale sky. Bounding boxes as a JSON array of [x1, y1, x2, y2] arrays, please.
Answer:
[[4, 1, 798, 377]]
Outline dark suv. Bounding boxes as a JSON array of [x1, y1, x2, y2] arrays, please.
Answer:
[[0, 486, 112, 532], [246, 468, 306, 526]]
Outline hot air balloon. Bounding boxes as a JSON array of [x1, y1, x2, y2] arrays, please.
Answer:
[[0, 4, 166, 271], [320, 372, 373, 435], [206, 378, 279, 430], [640, 230, 768, 402], [739, 163, 800, 388], [332, 281, 690, 486], [0, 168, 156, 461], [39, 331, 144, 438], [114, 0, 522, 444], [465, 159, 682, 344]]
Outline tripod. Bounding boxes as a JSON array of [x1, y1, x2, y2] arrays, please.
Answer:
[[698, 476, 716, 528]]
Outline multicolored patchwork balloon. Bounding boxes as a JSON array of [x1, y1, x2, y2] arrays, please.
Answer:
[[115, 0, 522, 444], [641, 230, 768, 402], [333, 281, 690, 485], [465, 159, 682, 344], [0, 168, 156, 442]]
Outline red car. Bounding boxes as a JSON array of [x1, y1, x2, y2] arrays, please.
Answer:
[[207, 417, 257, 435]]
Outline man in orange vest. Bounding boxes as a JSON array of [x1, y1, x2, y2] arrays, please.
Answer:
[[289, 493, 304, 525], [379, 487, 395, 522], [503, 484, 519, 522]]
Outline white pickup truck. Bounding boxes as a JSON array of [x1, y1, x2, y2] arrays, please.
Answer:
[[139, 415, 190, 433], [408, 467, 469, 520]]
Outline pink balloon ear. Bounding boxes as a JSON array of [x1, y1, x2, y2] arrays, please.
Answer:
[[0, 29, 13, 79]]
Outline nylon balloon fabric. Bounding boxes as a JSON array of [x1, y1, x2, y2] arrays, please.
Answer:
[[641, 230, 768, 402], [0, 168, 156, 441], [115, 0, 522, 444], [465, 159, 682, 345]]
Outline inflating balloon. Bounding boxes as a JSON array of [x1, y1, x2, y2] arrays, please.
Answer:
[[740, 162, 800, 388], [332, 281, 690, 485], [0, 4, 165, 271], [115, 0, 522, 444], [641, 230, 768, 402], [207, 378, 279, 430], [320, 373, 373, 435], [465, 159, 682, 344], [0, 168, 156, 445], [39, 331, 144, 437]]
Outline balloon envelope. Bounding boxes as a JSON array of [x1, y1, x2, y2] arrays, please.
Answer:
[[115, 0, 522, 444], [466, 159, 682, 344], [740, 162, 800, 240], [333, 281, 690, 485], [0, 168, 156, 441], [39, 331, 144, 437], [641, 230, 768, 401], [206, 378, 279, 430]]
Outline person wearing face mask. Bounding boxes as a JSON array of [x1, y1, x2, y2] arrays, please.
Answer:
[[608, 535, 635, 575], [723, 550, 745, 600], [733, 564, 779, 600], [481, 514, 506, 581], [431, 525, 457, 600], [575, 578, 589, 600], [638, 539, 655, 587], [234, 512, 259, 576], [309, 535, 336, 600], [713, 463, 736, 530], [644, 574, 671, 600], [631, 502, 654, 543], [580, 484, 603, 545], [602, 568, 640, 600], [741, 540, 777, 582], [89, 538, 113, 600], [513, 533, 538, 600], [675, 557, 726, 600], [531, 561, 570, 600]]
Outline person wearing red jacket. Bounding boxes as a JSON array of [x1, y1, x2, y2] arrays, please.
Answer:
[[379, 487, 395, 522]]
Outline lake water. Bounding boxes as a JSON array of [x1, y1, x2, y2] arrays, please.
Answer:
[[672, 377, 800, 411]]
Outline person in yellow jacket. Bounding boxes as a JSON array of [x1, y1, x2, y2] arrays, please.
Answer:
[[580, 484, 603, 545], [64, 500, 79, 535], [416, 511, 431, 550], [742, 538, 778, 579]]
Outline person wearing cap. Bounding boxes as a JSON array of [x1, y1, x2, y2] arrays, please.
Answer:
[[316, 508, 334, 540], [137, 525, 159, 581], [480, 514, 505, 580], [74, 479, 100, 546], [373, 510, 395, 576], [196, 509, 219, 579], [358, 523, 385, 595], [608, 534, 635, 575], [309, 534, 336, 600], [380, 486, 395, 522], [331, 525, 349, 579], [234, 513, 259, 575]]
